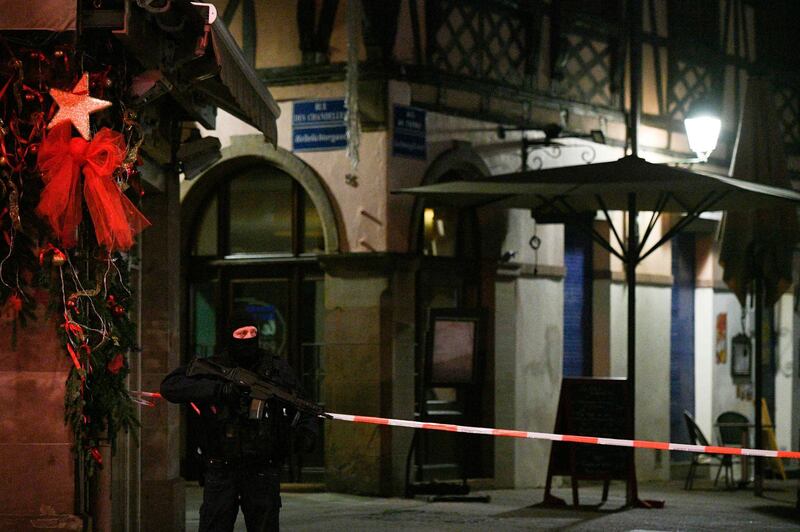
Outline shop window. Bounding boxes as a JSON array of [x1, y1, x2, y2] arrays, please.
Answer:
[[190, 165, 324, 257], [229, 170, 293, 254], [423, 206, 459, 257], [192, 194, 217, 256], [190, 280, 217, 358]]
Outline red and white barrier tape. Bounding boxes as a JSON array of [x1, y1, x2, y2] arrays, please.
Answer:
[[326, 413, 800, 460], [139, 391, 796, 459]]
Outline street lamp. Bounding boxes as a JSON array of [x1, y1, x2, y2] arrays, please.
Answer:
[[684, 99, 722, 162]]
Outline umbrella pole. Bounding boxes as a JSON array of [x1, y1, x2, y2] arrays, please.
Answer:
[[626, 0, 643, 505], [626, 192, 639, 505], [754, 274, 764, 496]]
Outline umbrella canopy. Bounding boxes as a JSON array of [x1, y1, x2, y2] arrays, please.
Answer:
[[397, 155, 800, 265], [398, 155, 800, 214], [718, 77, 800, 306]]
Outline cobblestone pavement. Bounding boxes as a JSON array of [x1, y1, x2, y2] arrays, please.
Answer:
[[187, 479, 800, 531]]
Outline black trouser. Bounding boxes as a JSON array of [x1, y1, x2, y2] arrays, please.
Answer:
[[199, 459, 281, 532]]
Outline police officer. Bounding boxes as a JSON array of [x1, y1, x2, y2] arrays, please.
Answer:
[[161, 323, 317, 531]]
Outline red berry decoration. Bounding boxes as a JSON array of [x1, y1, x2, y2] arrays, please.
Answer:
[[106, 294, 116, 305], [112, 304, 126, 317]]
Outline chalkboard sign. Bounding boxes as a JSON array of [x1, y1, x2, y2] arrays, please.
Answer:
[[543, 377, 634, 506]]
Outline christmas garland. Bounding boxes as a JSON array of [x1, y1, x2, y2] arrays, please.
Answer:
[[0, 35, 148, 475]]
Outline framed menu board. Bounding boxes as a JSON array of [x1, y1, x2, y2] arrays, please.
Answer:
[[426, 309, 481, 386]]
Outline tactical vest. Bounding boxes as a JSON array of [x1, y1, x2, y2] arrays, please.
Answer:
[[198, 354, 297, 464]]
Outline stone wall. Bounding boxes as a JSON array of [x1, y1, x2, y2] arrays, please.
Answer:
[[0, 290, 81, 531], [321, 256, 415, 496]]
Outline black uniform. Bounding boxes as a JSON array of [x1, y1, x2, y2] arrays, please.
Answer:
[[161, 336, 316, 532]]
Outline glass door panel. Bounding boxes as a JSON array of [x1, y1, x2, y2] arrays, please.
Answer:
[[191, 280, 218, 358], [299, 277, 325, 473], [300, 277, 325, 404], [228, 171, 293, 254]]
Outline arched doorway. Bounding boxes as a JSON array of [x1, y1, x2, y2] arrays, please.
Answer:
[[181, 142, 338, 482], [409, 143, 495, 482]]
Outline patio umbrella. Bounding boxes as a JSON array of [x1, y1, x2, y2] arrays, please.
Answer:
[[717, 76, 800, 494], [396, 153, 800, 504], [719, 77, 799, 307], [400, 155, 800, 265]]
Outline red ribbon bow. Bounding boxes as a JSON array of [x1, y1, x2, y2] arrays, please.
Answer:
[[36, 122, 150, 251]]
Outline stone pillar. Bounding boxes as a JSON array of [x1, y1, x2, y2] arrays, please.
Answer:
[[139, 169, 184, 531], [320, 254, 415, 495], [494, 214, 564, 488], [493, 266, 564, 488], [0, 290, 82, 530]]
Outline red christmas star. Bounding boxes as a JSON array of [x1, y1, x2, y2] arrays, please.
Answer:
[[48, 73, 112, 140]]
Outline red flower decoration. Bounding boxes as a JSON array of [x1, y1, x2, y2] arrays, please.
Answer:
[[90, 447, 103, 464], [106, 353, 125, 374], [8, 294, 22, 313]]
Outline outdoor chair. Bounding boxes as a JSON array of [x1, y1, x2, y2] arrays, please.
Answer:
[[683, 410, 734, 490], [716, 411, 749, 446], [716, 411, 750, 484]]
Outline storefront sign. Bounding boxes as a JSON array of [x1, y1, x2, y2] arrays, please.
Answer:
[[392, 105, 426, 159], [292, 99, 347, 152]]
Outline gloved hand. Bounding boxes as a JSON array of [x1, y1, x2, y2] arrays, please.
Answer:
[[217, 382, 249, 404], [294, 427, 316, 454]]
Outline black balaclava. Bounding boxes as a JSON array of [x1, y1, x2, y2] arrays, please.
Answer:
[[228, 319, 261, 368]]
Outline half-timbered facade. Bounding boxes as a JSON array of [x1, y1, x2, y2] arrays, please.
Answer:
[[175, 0, 800, 501]]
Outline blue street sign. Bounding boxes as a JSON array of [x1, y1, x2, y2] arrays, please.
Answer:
[[392, 105, 426, 160], [293, 99, 347, 152]]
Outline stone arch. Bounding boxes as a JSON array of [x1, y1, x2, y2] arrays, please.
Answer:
[[408, 141, 491, 252], [181, 135, 342, 254]]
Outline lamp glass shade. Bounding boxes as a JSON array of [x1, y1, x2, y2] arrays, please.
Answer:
[[684, 116, 721, 160]]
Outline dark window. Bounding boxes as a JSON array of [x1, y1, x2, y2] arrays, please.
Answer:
[[558, 0, 621, 27], [190, 280, 218, 358], [229, 170, 293, 254], [191, 194, 218, 256], [755, 1, 800, 70], [190, 165, 324, 257], [668, 0, 720, 52]]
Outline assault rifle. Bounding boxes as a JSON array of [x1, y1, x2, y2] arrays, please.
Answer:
[[186, 357, 330, 421]]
